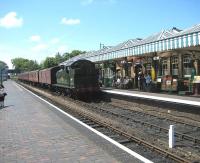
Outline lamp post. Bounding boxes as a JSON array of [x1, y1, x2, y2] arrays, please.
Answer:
[[1, 68, 4, 85], [0, 66, 7, 85]]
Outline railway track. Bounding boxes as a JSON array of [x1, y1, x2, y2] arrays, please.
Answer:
[[18, 82, 198, 162], [87, 100, 200, 145], [66, 107, 188, 163], [72, 100, 200, 160], [110, 98, 200, 126]]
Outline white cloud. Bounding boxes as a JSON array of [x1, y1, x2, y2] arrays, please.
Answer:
[[50, 38, 60, 44], [32, 43, 48, 52], [61, 18, 80, 25], [0, 12, 23, 28], [30, 35, 41, 42]]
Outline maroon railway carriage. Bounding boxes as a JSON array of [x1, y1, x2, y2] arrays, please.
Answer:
[[18, 72, 29, 81], [39, 66, 60, 85], [29, 70, 39, 83]]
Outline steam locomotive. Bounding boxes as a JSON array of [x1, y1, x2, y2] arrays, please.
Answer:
[[18, 59, 100, 98]]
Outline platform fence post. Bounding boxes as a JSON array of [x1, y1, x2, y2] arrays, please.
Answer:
[[169, 125, 175, 148]]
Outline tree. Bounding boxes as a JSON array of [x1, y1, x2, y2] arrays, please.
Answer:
[[70, 50, 85, 57], [42, 57, 58, 68], [63, 50, 86, 61], [12, 58, 28, 72], [11, 49, 86, 71], [63, 52, 70, 61], [28, 60, 40, 70], [55, 52, 64, 64], [11, 58, 40, 72]]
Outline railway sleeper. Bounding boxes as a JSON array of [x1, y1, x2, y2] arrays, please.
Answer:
[[79, 118, 88, 121], [99, 131, 113, 135], [85, 122, 96, 126], [118, 139, 133, 144], [90, 124, 102, 128], [176, 133, 200, 144], [194, 138, 200, 144], [108, 134, 121, 139]]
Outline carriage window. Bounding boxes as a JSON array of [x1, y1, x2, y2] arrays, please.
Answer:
[[162, 59, 168, 75], [171, 56, 178, 75], [183, 55, 192, 75]]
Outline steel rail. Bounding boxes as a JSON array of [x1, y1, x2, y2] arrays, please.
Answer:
[[73, 107, 190, 163], [84, 101, 200, 145], [111, 99, 200, 129]]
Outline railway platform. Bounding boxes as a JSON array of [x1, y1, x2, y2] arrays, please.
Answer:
[[0, 80, 151, 163], [102, 88, 200, 107]]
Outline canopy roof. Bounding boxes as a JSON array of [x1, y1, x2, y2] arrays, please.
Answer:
[[60, 23, 200, 64]]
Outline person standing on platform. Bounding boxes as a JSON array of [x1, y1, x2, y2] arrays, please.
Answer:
[[0, 84, 7, 109], [145, 73, 151, 91], [138, 71, 144, 90], [138, 71, 141, 90]]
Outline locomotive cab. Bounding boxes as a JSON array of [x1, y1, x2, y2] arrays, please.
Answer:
[[55, 59, 99, 97], [72, 60, 99, 92], [56, 66, 71, 87]]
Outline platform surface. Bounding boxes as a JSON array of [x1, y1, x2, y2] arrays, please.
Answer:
[[0, 80, 147, 163]]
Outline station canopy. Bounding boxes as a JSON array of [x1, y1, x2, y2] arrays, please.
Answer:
[[61, 24, 200, 64]]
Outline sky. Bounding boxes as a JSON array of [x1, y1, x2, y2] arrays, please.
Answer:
[[0, 0, 200, 68]]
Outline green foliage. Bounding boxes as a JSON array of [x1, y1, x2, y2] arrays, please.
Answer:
[[42, 50, 86, 68], [63, 50, 85, 61], [42, 57, 58, 68], [11, 50, 86, 70], [55, 52, 64, 64], [11, 58, 40, 72]]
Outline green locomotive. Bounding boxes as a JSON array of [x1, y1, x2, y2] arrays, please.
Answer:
[[54, 59, 99, 97]]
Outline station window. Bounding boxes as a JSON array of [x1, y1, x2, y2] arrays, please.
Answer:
[[183, 55, 192, 76], [171, 56, 178, 75], [124, 49, 127, 56], [162, 59, 168, 75], [129, 48, 133, 55], [112, 52, 114, 58]]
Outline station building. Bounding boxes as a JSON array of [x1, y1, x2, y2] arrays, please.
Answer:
[[70, 24, 200, 94]]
